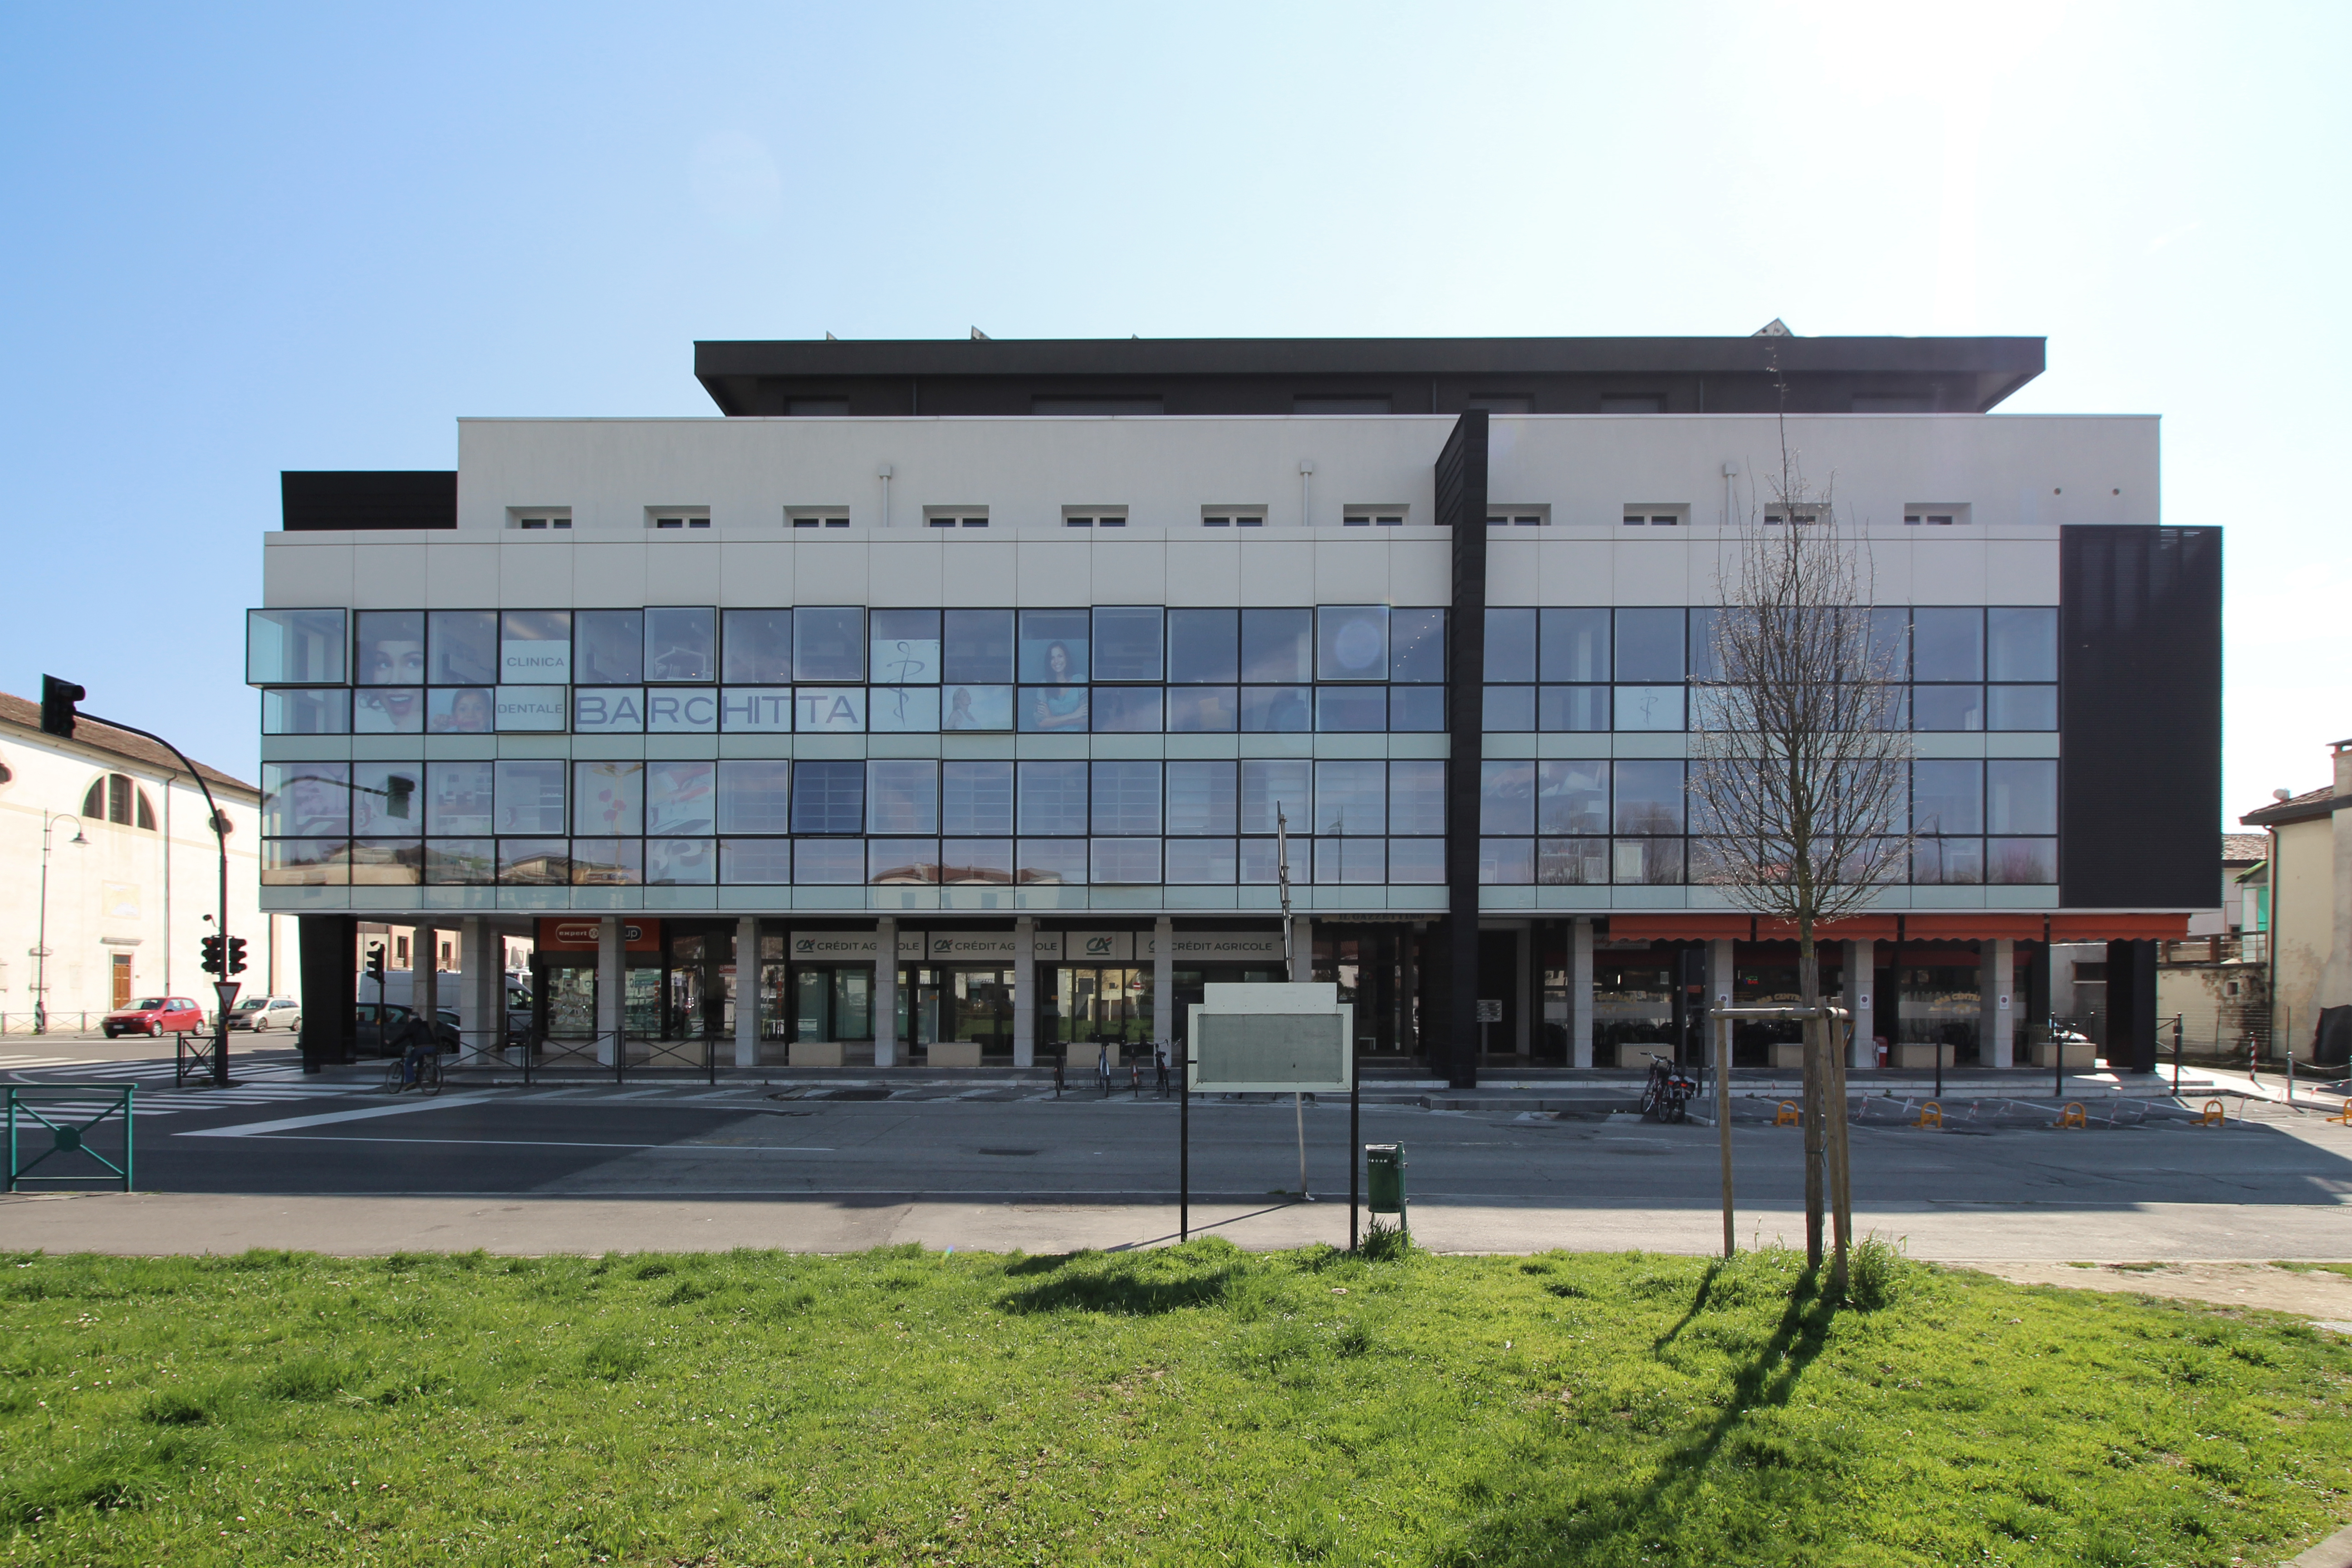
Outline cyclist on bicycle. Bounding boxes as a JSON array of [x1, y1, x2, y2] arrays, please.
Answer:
[[398, 1011, 438, 1089]]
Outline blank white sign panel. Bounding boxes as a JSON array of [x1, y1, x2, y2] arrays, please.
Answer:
[[1191, 1012, 1348, 1091]]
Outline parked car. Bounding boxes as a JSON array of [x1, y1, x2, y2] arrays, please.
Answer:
[[228, 995, 303, 1032], [103, 997, 205, 1038], [352, 1002, 461, 1058]]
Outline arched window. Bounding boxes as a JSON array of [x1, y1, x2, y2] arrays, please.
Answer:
[[83, 773, 157, 829]]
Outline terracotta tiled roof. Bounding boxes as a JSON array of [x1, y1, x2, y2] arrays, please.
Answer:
[[2222, 833, 2269, 863], [2240, 784, 2334, 828], [0, 691, 255, 797]]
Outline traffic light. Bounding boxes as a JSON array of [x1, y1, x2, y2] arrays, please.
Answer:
[[226, 936, 248, 976], [365, 945, 386, 984], [40, 676, 84, 739], [200, 935, 224, 975]]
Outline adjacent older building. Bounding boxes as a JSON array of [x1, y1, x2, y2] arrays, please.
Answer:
[[250, 333, 2220, 1079], [2239, 743, 2352, 1066]]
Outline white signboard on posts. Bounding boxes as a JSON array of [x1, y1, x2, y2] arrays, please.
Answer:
[[1186, 982, 1352, 1094]]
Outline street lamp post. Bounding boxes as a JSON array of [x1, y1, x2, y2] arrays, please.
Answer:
[[33, 813, 90, 1035]]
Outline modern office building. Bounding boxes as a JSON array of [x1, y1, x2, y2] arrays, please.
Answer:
[[250, 333, 2220, 1082]]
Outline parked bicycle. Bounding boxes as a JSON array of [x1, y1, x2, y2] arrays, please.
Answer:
[[1638, 1052, 1698, 1124]]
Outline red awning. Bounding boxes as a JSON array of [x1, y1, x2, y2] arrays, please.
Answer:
[[1902, 914, 2047, 941], [2047, 913, 2190, 941], [1604, 914, 1753, 941], [1754, 916, 1901, 941]]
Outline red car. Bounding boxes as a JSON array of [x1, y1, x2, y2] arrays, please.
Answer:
[[103, 996, 205, 1038]]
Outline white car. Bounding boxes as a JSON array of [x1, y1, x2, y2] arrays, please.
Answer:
[[228, 995, 303, 1032]]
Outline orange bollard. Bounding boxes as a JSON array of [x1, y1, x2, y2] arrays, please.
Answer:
[[2054, 1102, 2087, 1129], [1914, 1101, 1943, 1129], [1774, 1101, 1802, 1127], [2197, 1099, 2227, 1127]]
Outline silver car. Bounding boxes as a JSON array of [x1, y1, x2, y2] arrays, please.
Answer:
[[228, 995, 303, 1032]]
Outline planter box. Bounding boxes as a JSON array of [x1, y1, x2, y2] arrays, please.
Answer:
[[1890, 1042, 1955, 1070], [1769, 1042, 1808, 1071], [2028, 1038, 2097, 1069], [925, 1040, 983, 1068], [1615, 1042, 1667, 1069], [789, 1040, 845, 1068]]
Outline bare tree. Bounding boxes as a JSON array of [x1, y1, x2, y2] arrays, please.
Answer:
[[1689, 420, 1915, 1297]]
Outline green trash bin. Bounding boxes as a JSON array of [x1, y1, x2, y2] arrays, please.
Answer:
[[1364, 1142, 1406, 1230]]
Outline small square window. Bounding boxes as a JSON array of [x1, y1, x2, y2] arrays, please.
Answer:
[[647, 508, 710, 531], [508, 508, 571, 531], [1063, 508, 1127, 529], [1201, 508, 1266, 529], [1342, 506, 1407, 527], [925, 509, 988, 529], [1485, 505, 1550, 528], [1901, 502, 1972, 527], [1764, 510, 1823, 526], [1622, 504, 1688, 528], [786, 508, 850, 529]]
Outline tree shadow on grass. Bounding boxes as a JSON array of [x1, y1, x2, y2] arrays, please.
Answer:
[[999, 1241, 1247, 1317], [1649, 1260, 1723, 1353]]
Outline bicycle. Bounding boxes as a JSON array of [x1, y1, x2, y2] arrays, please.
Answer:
[[382, 1051, 445, 1096]]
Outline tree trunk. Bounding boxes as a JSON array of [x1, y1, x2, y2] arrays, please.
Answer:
[[1798, 931, 1824, 1270], [1826, 998, 1854, 1299]]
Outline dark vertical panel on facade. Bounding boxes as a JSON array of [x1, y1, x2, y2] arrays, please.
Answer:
[[2059, 527, 2221, 909], [297, 915, 356, 1071], [1437, 410, 1489, 1088], [2104, 939, 2159, 1073]]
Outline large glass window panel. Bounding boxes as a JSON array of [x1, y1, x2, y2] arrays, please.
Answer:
[[1686, 608, 1721, 682], [1480, 839, 1534, 884], [1388, 761, 1445, 835], [1390, 686, 1444, 731], [1869, 608, 1911, 681], [494, 686, 566, 732], [1988, 838, 2057, 884], [1986, 686, 2057, 731], [1483, 686, 1535, 731], [247, 608, 346, 685], [942, 685, 1013, 730], [352, 762, 423, 837], [1613, 686, 1686, 731], [1239, 686, 1310, 732], [1015, 839, 1088, 884], [424, 839, 493, 885], [788, 760, 862, 834], [493, 760, 566, 834], [574, 610, 644, 684], [1389, 608, 1446, 682], [1167, 687, 1238, 732], [942, 761, 1014, 835], [1538, 761, 1609, 836], [1018, 609, 1089, 682], [1092, 607, 1163, 681], [261, 688, 351, 735], [262, 838, 348, 886], [498, 839, 570, 886], [793, 839, 864, 884], [1538, 686, 1608, 731], [647, 838, 715, 886], [942, 609, 1014, 683], [940, 840, 1012, 884], [1538, 837, 1608, 885], [1316, 687, 1387, 731], [1093, 687, 1162, 733], [1612, 838, 1685, 885], [355, 610, 424, 687], [1986, 759, 2058, 834], [1314, 760, 1384, 835], [1612, 760, 1685, 834], [1614, 608, 1685, 681], [1912, 608, 1984, 680], [1313, 838, 1384, 884], [427, 611, 498, 686], [426, 760, 494, 835], [1912, 760, 1984, 834], [1018, 686, 1090, 732], [869, 609, 940, 685], [1912, 685, 1983, 731], [1240, 760, 1312, 834], [570, 761, 644, 835], [1238, 839, 1283, 884], [426, 687, 495, 734], [1485, 608, 1537, 682], [1017, 760, 1089, 835], [1090, 761, 1162, 835], [572, 841, 642, 887], [354, 688, 422, 733], [1166, 761, 1238, 835], [1240, 608, 1311, 683], [720, 687, 794, 733], [1164, 838, 1237, 884], [867, 760, 940, 834], [499, 611, 571, 685], [870, 839, 941, 884], [790, 606, 864, 681], [647, 760, 717, 834], [1912, 838, 1984, 885], [793, 687, 866, 732], [721, 609, 794, 682], [1317, 606, 1388, 680], [262, 762, 349, 838], [1167, 608, 1238, 683], [1090, 839, 1161, 885], [645, 607, 715, 682], [1538, 608, 1610, 681], [1986, 607, 2058, 681], [721, 839, 792, 884], [1389, 838, 1444, 883], [1480, 760, 1535, 835]]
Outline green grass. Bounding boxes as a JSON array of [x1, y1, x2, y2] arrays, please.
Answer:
[[0, 1240, 2347, 1565], [2274, 1260, 2352, 1282]]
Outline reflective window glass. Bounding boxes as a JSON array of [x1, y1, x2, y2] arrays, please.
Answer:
[[941, 761, 1014, 835], [1018, 609, 1089, 682], [869, 609, 940, 685], [647, 839, 715, 885], [427, 687, 495, 733], [1613, 686, 1686, 731], [1483, 686, 1535, 731], [1986, 685, 2057, 730], [1538, 838, 1608, 886], [1240, 760, 1311, 834], [1167, 687, 1238, 732], [645, 607, 715, 682], [722, 610, 794, 682], [1913, 838, 1984, 885], [1614, 608, 1684, 681], [1015, 839, 1088, 884], [1612, 838, 1685, 885], [1538, 608, 1610, 681], [940, 840, 1012, 884], [1313, 838, 1384, 884], [868, 686, 940, 732], [1016, 761, 1088, 835], [1165, 839, 1237, 883], [1167, 609, 1238, 683], [425, 760, 493, 836], [1480, 760, 1534, 835], [1912, 608, 1984, 681], [942, 609, 1014, 683], [497, 840, 569, 886], [941, 684, 1012, 730], [355, 611, 424, 687], [1987, 608, 2058, 681], [721, 839, 792, 884], [1912, 685, 1983, 731], [351, 762, 422, 838], [1018, 686, 1090, 732], [427, 611, 498, 686], [1390, 686, 1444, 731], [1092, 607, 1163, 681], [1389, 838, 1444, 883], [789, 759, 863, 834], [1988, 838, 2057, 884], [1390, 608, 1446, 682], [1238, 839, 1283, 883], [715, 760, 790, 834], [499, 611, 570, 685], [646, 761, 716, 834], [1986, 760, 2057, 835], [793, 839, 864, 884], [1091, 839, 1160, 885], [1090, 761, 1162, 835], [574, 610, 644, 684], [1166, 762, 1238, 835], [1240, 608, 1311, 683], [1686, 608, 1720, 681], [573, 761, 644, 836], [247, 608, 346, 685], [1485, 608, 1536, 682], [1238, 686, 1310, 732], [793, 606, 865, 682], [261, 688, 351, 735], [1537, 761, 1607, 836], [353, 687, 421, 733], [870, 840, 940, 884], [1480, 839, 1534, 884], [1868, 608, 1911, 681], [1612, 760, 1685, 834], [1314, 761, 1384, 834], [492, 760, 566, 834], [262, 762, 349, 838], [1315, 687, 1387, 731], [423, 839, 493, 885], [1388, 761, 1445, 835], [867, 760, 940, 834], [1912, 760, 1983, 834], [1092, 687, 1162, 732], [1316, 606, 1388, 681], [1539, 686, 1608, 731]]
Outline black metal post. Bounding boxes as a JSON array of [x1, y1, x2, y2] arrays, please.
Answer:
[[2172, 1013, 2183, 1096], [1179, 1042, 1190, 1244], [1349, 1069, 1360, 1251], [2056, 1014, 2065, 1102]]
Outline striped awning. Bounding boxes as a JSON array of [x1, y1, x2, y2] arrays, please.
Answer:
[[1600, 911, 2191, 944]]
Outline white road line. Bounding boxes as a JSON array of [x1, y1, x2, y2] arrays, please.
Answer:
[[205, 1134, 838, 1152], [176, 1093, 501, 1137]]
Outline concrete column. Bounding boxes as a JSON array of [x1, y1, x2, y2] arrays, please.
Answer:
[[1401, 922, 1422, 1061], [595, 916, 622, 1066], [1290, 916, 1312, 981], [1012, 917, 1036, 1068], [734, 916, 760, 1068], [874, 917, 898, 1067], [413, 923, 438, 1036], [1705, 937, 1737, 1078], [1152, 916, 1174, 1056], [1512, 925, 1532, 1055], [1981, 938, 2015, 1068], [1846, 941, 1876, 1069], [456, 918, 488, 1063], [1569, 917, 1594, 1068]]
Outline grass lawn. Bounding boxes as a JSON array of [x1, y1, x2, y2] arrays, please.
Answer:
[[0, 1238, 2347, 1566]]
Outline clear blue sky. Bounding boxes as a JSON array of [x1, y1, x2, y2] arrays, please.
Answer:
[[3, 2, 2343, 823]]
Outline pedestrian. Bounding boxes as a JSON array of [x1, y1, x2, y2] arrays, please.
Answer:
[[1097, 1041, 1112, 1095], [1155, 1045, 1170, 1096]]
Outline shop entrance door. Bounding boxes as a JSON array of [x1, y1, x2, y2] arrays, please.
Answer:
[[110, 954, 132, 1010], [1049, 967, 1152, 1062], [906, 967, 1014, 1060], [790, 966, 873, 1042], [544, 962, 597, 1037]]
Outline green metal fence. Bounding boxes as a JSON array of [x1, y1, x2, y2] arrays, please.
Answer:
[[6, 1085, 134, 1192]]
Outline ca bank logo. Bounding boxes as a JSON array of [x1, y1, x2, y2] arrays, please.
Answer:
[[1083, 935, 1114, 956], [793, 938, 817, 956]]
